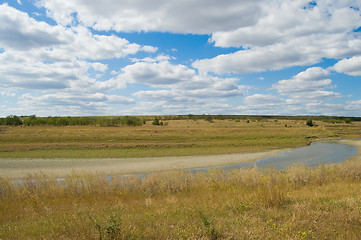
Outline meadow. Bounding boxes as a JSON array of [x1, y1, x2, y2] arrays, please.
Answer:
[[1, 117, 361, 159], [1, 116, 361, 239], [1, 157, 361, 239]]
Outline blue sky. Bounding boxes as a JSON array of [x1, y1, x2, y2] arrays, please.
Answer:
[[1, 0, 361, 117]]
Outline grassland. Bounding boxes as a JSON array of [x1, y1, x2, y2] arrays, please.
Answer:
[[1, 152, 361, 239], [1, 119, 361, 159], [1, 118, 361, 239]]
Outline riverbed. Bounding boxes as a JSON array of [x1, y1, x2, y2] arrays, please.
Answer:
[[0, 140, 360, 178]]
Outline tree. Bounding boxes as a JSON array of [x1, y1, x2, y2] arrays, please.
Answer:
[[5, 115, 22, 126]]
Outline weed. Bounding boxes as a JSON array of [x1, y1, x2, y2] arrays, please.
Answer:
[[199, 212, 220, 240], [90, 214, 122, 240]]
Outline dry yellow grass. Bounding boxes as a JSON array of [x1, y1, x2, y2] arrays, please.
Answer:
[[1, 155, 361, 239], [1, 118, 361, 239], [1, 119, 360, 159]]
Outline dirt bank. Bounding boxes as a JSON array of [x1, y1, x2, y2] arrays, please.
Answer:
[[0, 149, 289, 178]]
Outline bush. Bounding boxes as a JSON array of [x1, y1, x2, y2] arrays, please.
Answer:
[[122, 117, 143, 126], [152, 117, 163, 126], [306, 119, 314, 127], [345, 118, 352, 124], [3, 115, 22, 126]]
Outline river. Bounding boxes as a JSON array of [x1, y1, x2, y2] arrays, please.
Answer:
[[196, 140, 359, 172]]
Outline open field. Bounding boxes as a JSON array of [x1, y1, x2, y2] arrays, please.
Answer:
[[1, 143, 361, 239], [1, 119, 361, 160], [1, 118, 361, 178], [1, 118, 361, 239]]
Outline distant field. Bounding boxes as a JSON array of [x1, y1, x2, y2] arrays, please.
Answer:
[[1, 118, 360, 159]]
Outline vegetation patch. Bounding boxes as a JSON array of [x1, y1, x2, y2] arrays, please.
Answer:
[[1, 117, 360, 159], [1, 159, 361, 239]]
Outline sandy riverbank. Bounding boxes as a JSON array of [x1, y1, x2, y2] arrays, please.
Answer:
[[0, 148, 289, 178]]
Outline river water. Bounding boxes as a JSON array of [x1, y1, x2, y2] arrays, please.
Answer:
[[196, 140, 359, 172]]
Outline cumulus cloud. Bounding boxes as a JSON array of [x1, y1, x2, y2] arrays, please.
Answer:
[[36, 0, 264, 33], [193, 1, 361, 74], [272, 67, 332, 94], [333, 56, 361, 76], [18, 93, 134, 116], [2, 1, 360, 116], [105, 57, 248, 113], [346, 100, 361, 112], [234, 67, 346, 116], [120, 60, 195, 86], [238, 94, 289, 115], [0, 3, 71, 50], [34, 0, 361, 76], [271, 67, 341, 101], [113, 58, 247, 101], [0, 4, 157, 91]]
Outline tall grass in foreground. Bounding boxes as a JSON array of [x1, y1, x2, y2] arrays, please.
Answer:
[[1, 160, 361, 239]]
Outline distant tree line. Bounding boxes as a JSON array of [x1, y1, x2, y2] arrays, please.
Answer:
[[153, 114, 361, 122], [0, 114, 360, 127], [0, 115, 145, 127]]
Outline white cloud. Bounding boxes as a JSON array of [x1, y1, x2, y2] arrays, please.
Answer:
[[238, 94, 289, 115], [271, 67, 342, 101], [0, 3, 71, 50], [304, 102, 350, 116], [131, 55, 172, 63], [91, 62, 108, 72], [272, 67, 332, 94], [0, 4, 157, 91], [36, 0, 264, 33], [333, 56, 361, 76], [210, 1, 361, 48], [0, 91, 16, 97], [193, 1, 361, 74], [111, 58, 248, 113], [346, 100, 361, 113], [119, 60, 195, 86], [113, 58, 247, 99], [193, 33, 361, 74], [1, 1, 360, 117], [236, 67, 342, 115], [238, 92, 349, 116], [18, 93, 134, 116]]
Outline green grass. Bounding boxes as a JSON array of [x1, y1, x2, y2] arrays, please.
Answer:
[[1, 119, 360, 158], [1, 159, 361, 239]]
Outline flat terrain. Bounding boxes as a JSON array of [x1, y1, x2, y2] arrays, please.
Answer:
[[2, 119, 360, 159], [1, 119, 361, 239], [0, 149, 288, 178], [1, 119, 361, 178], [1, 142, 361, 239]]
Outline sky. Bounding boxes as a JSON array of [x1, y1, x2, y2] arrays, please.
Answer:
[[0, 0, 361, 117]]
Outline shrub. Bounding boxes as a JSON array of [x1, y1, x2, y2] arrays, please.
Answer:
[[122, 117, 143, 126], [345, 118, 352, 124], [152, 117, 163, 126], [4, 115, 22, 126], [306, 119, 314, 127]]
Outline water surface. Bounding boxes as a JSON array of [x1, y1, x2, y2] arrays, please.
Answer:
[[198, 141, 359, 172]]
